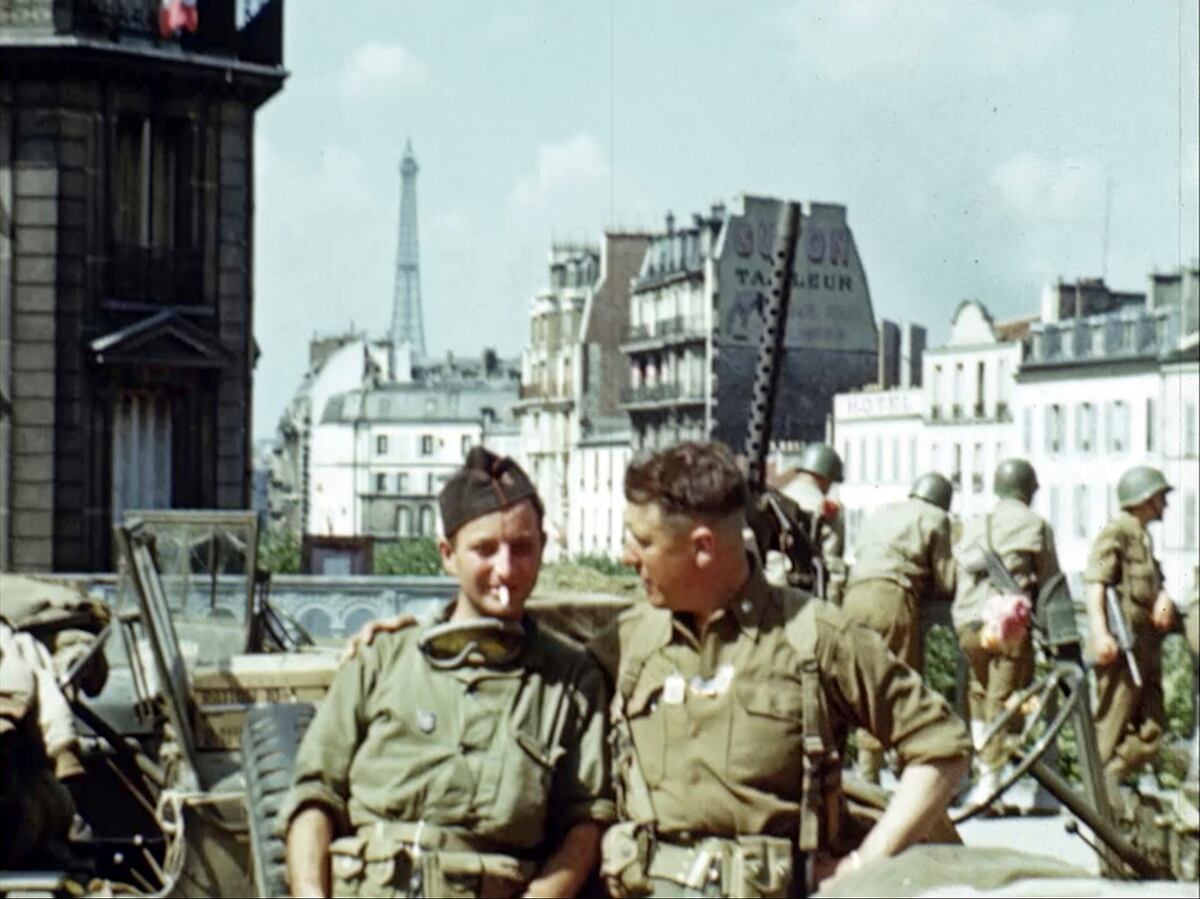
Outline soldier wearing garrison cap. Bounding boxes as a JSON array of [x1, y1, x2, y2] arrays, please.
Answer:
[[282, 447, 613, 898], [842, 473, 957, 784], [1084, 464, 1177, 797]]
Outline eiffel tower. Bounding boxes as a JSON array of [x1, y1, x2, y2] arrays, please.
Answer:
[[390, 139, 426, 358]]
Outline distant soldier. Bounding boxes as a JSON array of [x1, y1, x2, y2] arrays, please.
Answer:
[[952, 459, 1060, 806], [782, 442, 847, 604], [843, 472, 957, 783], [1084, 465, 1176, 796]]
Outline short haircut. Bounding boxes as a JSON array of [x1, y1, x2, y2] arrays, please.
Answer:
[[624, 441, 748, 518]]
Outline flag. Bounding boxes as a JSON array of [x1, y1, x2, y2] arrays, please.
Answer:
[[159, 0, 199, 38]]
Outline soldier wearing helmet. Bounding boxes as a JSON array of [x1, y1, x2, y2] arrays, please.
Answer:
[[951, 458, 1061, 808], [781, 442, 848, 604], [841, 473, 958, 783], [1083, 465, 1176, 796]]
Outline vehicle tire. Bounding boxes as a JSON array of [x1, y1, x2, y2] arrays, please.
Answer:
[[241, 702, 316, 898]]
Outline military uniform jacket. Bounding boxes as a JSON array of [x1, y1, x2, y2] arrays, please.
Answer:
[[280, 615, 615, 853], [589, 566, 970, 841], [846, 497, 956, 601], [952, 498, 1060, 632], [786, 478, 847, 603], [1083, 511, 1163, 611]]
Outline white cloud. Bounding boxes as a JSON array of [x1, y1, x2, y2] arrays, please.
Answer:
[[340, 42, 429, 98], [508, 133, 608, 211], [778, 0, 1069, 82], [989, 151, 1103, 222]]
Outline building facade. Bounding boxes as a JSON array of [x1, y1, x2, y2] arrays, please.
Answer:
[[622, 196, 878, 454], [832, 268, 1199, 599], [0, 0, 285, 571], [308, 356, 519, 539], [516, 232, 651, 560]]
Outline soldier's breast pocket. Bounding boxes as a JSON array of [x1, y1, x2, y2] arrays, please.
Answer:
[[622, 679, 667, 786], [731, 680, 804, 793], [1124, 541, 1160, 605]]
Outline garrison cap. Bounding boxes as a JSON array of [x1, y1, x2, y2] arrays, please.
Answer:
[[438, 446, 541, 538]]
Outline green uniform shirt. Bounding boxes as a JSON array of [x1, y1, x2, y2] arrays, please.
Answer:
[[952, 498, 1060, 632], [846, 497, 956, 601], [1083, 511, 1163, 609], [787, 478, 848, 604], [280, 614, 615, 853], [590, 567, 970, 839]]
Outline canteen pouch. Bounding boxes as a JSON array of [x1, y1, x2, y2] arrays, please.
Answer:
[[727, 836, 794, 898], [421, 850, 536, 899], [601, 821, 655, 898]]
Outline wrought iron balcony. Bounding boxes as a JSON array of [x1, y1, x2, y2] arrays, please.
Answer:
[[620, 382, 706, 407], [2, 0, 284, 67], [103, 245, 204, 306], [621, 315, 706, 348]]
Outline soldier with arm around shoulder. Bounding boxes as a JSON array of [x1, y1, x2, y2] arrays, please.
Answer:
[[592, 442, 970, 898], [1084, 465, 1176, 794], [282, 448, 613, 898]]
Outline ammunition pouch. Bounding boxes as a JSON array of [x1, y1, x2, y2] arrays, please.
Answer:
[[602, 823, 794, 898], [330, 824, 538, 898]]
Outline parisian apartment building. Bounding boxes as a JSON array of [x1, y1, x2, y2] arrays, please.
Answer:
[[831, 267, 1200, 598], [0, 0, 285, 571]]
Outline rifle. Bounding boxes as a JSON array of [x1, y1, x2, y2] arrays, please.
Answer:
[[1104, 587, 1143, 688], [753, 488, 822, 596]]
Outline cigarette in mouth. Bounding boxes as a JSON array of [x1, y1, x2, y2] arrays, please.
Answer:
[[496, 585, 510, 609]]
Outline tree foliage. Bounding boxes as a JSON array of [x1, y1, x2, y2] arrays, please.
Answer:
[[374, 538, 444, 576], [257, 526, 300, 574]]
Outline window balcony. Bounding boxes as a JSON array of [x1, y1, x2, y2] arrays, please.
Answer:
[[103, 245, 204, 307], [621, 315, 706, 351], [951, 403, 962, 420], [3, 1, 284, 68], [620, 382, 706, 408]]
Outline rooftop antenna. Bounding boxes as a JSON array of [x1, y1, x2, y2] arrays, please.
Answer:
[[1101, 176, 1113, 282]]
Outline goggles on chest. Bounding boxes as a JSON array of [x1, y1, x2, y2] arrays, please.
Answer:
[[418, 619, 526, 669]]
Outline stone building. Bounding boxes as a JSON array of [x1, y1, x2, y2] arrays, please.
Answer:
[[622, 196, 878, 453], [516, 233, 651, 559], [0, 0, 285, 570]]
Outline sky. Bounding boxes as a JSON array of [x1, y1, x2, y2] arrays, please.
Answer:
[[252, 0, 1200, 440]]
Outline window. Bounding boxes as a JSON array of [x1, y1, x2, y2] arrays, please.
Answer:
[[1187, 401, 1198, 458], [1106, 401, 1128, 453], [1074, 484, 1090, 539], [419, 505, 435, 536], [1022, 408, 1033, 454], [395, 506, 413, 537], [375, 473, 387, 492], [1075, 403, 1096, 454], [952, 443, 963, 487], [111, 390, 172, 525], [1186, 491, 1198, 549], [1048, 486, 1061, 535], [909, 436, 918, 481], [421, 435, 435, 456], [1045, 404, 1063, 453], [874, 437, 883, 484], [426, 472, 436, 494], [975, 361, 986, 416], [1146, 398, 1157, 453], [396, 472, 408, 493], [376, 435, 388, 455], [113, 116, 193, 250], [461, 434, 473, 457], [972, 443, 984, 492]]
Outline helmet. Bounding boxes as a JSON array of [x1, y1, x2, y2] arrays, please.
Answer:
[[993, 458, 1039, 504], [797, 443, 843, 483], [910, 472, 953, 511], [1116, 466, 1172, 509]]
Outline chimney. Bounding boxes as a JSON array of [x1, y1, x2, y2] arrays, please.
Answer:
[[665, 211, 675, 234]]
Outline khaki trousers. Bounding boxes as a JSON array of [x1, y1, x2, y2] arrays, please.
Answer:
[[1092, 603, 1165, 771], [843, 579, 920, 765], [956, 623, 1034, 772]]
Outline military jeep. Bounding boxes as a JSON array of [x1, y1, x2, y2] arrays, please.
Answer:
[[0, 511, 342, 898]]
